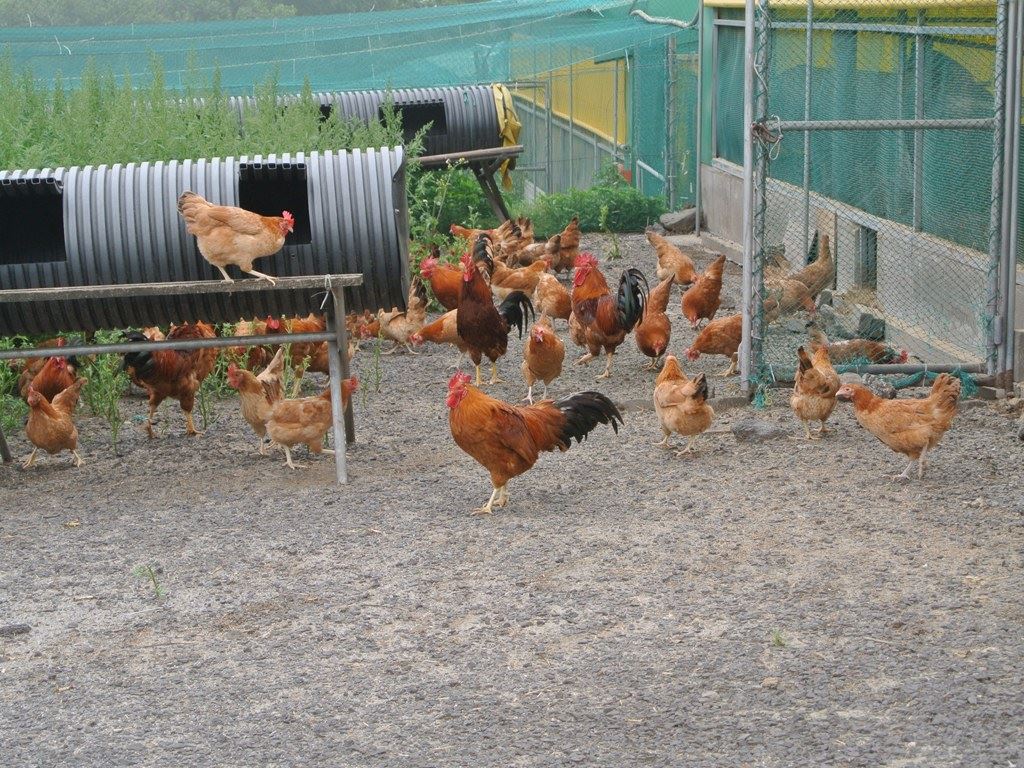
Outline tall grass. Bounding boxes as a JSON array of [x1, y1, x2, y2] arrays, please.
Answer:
[[0, 56, 421, 170]]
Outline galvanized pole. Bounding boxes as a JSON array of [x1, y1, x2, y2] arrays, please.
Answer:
[[546, 72, 553, 192], [986, 0, 1008, 376], [0, 424, 12, 464], [801, 0, 813, 260], [695, 0, 704, 236], [740, 0, 757, 389], [912, 10, 925, 231], [568, 51, 575, 188], [998, 0, 1021, 382], [666, 35, 678, 208], [325, 284, 355, 485]]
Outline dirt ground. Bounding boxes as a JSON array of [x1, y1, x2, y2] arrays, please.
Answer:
[[1, 234, 1022, 767]]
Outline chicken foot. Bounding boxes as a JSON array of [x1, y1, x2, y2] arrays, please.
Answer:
[[21, 448, 38, 469], [471, 485, 509, 516], [242, 268, 277, 286], [214, 265, 234, 283], [717, 356, 738, 377], [892, 447, 927, 482], [184, 412, 202, 437], [71, 450, 84, 467], [674, 436, 699, 457], [596, 351, 614, 380], [654, 431, 673, 449], [282, 446, 308, 470], [574, 352, 595, 366]]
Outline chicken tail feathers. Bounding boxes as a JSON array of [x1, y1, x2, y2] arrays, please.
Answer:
[[930, 372, 961, 407], [805, 230, 820, 266], [554, 391, 623, 447], [692, 372, 709, 403], [617, 268, 649, 333], [498, 290, 535, 339]]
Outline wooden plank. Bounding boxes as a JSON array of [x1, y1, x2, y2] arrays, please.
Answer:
[[0, 274, 363, 304]]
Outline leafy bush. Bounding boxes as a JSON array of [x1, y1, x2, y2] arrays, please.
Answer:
[[0, 337, 29, 435], [524, 183, 666, 237]]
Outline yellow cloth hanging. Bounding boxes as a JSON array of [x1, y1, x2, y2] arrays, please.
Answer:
[[492, 83, 522, 189]]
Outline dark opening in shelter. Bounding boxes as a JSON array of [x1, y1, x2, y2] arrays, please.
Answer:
[[0, 178, 67, 265], [318, 103, 332, 122], [238, 163, 312, 246], [385, 100, 448, 144]]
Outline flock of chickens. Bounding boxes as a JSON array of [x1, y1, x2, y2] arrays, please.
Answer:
[[10, 193, 963, 514]]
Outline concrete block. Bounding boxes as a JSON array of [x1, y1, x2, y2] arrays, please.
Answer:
[[975, 386, 1007, 400], [660, 207, 705, 235]]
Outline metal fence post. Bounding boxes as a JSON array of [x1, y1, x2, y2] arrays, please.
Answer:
[[740, 0, 757, 390], [666, 35, 678, 208], [801, 0, 813, 259], [912, 9, 925, 231], [998, 0, 1022, 383], [986, 0, 1008, 376], [695, 1, 704, 236]]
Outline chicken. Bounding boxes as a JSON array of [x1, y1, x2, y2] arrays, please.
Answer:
[[790, 345, 840, 439], [177, 191, 294, 284], [122, 332, 204, 437], [450, 220, 513, 244], [280, 313, 330, 396], [763, 277, 817, 322], [226, 348, 286, 455], [652, 355, 714, 456], [455, 244, 534, 386], [491, 259, 549, 300], [548, 217, 581, 273], [142, 327, 166, 342], [685, 313, 743, 376], [635, 276, 674, 370], [230, 316, 282, 370], [410, 309, 470, 366], [790, 233, 834, 298], [446, 371, 623, 515], [419, 254, 463, 311], [22, 378, 87, 469], [807, 326, 908, 365], [265, 378, 358, 470], [646, 231, 697, 285], [167, 321, 219, 385], [532, 273, 572, 321], [20, 350, 78, 403], [377, 276, 428, 355], [515, 233, 561, 268], [569, 252, 649, 380], [347, 310, 381, 343], [682, 254, 727, 329], [837, 373, 960, 481], [522, 315, 564, 403]]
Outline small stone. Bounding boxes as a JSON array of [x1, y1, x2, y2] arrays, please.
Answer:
[[0, 624, 31, 638], [761, 677, 780, 689], [862, 374, 896, 399], [731, 418, 790, 442], [659, 207, 704, 235]]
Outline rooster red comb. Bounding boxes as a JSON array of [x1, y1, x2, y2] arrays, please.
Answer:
[[282, 211, 295, 224], [448, 372, 472, 390], [575, 252, 598, 269]]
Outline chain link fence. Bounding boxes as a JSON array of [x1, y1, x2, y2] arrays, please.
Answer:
[[745, 0, 1018, 393]]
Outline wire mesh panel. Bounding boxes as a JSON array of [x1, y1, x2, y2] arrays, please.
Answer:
[[747, 0, 1008, 392]]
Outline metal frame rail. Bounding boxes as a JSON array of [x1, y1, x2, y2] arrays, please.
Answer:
[[417, 145, 525, 222], [0, 274, 362, 484]]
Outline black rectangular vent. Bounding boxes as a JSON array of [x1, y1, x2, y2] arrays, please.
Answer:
[[237, 163, 311, 246], [0, 178, 67, 265], [383, 100, 448, 144]]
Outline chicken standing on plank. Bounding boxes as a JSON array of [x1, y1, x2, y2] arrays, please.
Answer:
[[177, 191, 294, 285]]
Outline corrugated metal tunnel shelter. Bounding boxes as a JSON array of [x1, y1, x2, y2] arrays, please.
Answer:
[[0, 146, 410, 337]]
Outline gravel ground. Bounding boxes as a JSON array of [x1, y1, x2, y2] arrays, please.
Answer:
[[1, 234, 1022, 767]]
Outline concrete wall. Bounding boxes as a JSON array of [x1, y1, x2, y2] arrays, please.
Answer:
[[700, 159, 1024, 365]]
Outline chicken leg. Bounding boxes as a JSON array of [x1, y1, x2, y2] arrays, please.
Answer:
[[474, 363, 483, 386], [472, 487, 501, 516], [575, 352, 595, 366], [674, 435, 698, 457], [146, 404, 158, 439], [282, 446, 308, 470], [214, 265, 234, 283], [242, 268, 277, 286], [21, 448, 38, 469], [488, 361, 504, 385], [596, 351, 614, 380], [71, 450, 84, 467], [654, 430, 672, 449], [525, 384, 535, 404], [184, 412, 202, 436], [717, 356, 738, 377]]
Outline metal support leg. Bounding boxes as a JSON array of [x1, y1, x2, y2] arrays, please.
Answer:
[[0, 423, 12, 464], [470, 162, 512, 221], [326, 284, 355, 484]]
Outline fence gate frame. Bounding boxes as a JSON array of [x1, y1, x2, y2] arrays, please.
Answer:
[[739, 0, 1022, 394]]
